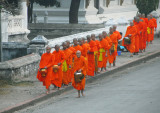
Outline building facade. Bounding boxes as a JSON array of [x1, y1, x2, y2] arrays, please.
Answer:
[[33, 0, 137, 24]]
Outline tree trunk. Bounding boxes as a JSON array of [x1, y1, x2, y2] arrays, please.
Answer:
[[69, 0, 81, 24], [28, 0, 34, 23], [0, 10, 2, 62]]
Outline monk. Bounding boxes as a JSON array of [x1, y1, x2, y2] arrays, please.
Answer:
[[37, 46, 54, 94], [147, 15, 154, 45], [98, 34, 109, 72], [91, 34, 101, 74], [66, 40, 76, 58], [133, 16, 138, 25], [108, 27, 118, 67], [87, 35, 96, 76], [52, 45, 65, 89], [102, 31, 112, 68], [134, 17, 143, 54], [142, 14, 148, 25], [150, 14, 157, 43], [123, 22, 137, 57], [78, 38, 88, 58], [72, 51, 87, 98], [73, 38, 83, 52], [113, 25, 122, 41], [78, 38, 89, 73], [140, 14, 146, 23], [82, 37, 90, 48], [62, 42, 73, 85], [140, 19, 147, 52]]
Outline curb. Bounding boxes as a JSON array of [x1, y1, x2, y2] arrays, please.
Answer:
[[1, 50, 160, 113]]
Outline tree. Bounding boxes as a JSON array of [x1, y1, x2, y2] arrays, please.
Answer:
[[0, 0, 21, 62], [136, 0, 159, 16], [69, 0, 81, 24]]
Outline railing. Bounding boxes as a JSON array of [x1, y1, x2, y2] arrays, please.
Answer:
[[7, 15, 29, 35]]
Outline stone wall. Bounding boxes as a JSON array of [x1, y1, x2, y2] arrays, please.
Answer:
[[0, 53, 41, 83], [28, 23, 105, 40], [2, 42, 29, 61]]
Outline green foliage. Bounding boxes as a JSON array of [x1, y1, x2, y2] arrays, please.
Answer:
[[136, 0, 159, 16], [0, 0, 21, 15], [35, 0, 60, 7]]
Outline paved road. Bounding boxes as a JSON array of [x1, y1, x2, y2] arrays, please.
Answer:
[[16, 57, 160, 113]]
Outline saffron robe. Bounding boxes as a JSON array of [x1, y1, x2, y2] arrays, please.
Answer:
[[72, 56, 87, 90], [52, 50, 65, 88], [37, 53, 54, 89]]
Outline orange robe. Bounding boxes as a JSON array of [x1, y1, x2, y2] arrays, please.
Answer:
[[72, 56, 87, 90], [52, 50, 65, 88], [98, 39, 109, 68], [109, 33, 118, 64], [81, 43, 89, 73], [147, 20, 154, 42], [73, 45, 83, 53], [124, 26, 137, 53], [151, 18, 157, 41], [87, 40, 96, 76], [68, 46, 76, 58], [142, 21, 147, 50], [62, 49, 73, 85], [134, 22, 143, 52], [104, 36, 112, 65], [133, 20, 138, 25], [94, 40, 101, 72], [114, 30, 122, 40], [144, 18, 148, 25], [37, 53, 54, 89], [138, 21, 145, 50]]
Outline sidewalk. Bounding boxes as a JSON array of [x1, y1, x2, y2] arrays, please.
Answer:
[[0, 37, 160, 113]]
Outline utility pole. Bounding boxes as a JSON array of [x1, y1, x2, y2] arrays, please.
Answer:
[[0, 8, 2, 62]]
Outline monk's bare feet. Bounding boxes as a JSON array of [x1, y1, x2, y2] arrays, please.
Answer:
[[130, 54, 133, 57], [76, 95, 80, 98], [77, 91, 80, 98], [46, 89, 50, 94], [103, 68, 106, 72], [113, 62, 116, 67], [98, 68, 101, 73], [82, 93, 85, 97]]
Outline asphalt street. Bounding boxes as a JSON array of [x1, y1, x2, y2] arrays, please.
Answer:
[[15, 57, 160, 113]]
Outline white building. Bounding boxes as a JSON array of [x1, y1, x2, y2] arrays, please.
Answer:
[[33, 0, 138, 24], [1, 0, 30, 43]]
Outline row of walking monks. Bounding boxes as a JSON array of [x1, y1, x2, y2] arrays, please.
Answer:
[[37, 13, 157, 97]]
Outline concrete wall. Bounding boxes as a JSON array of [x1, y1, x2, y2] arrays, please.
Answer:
[[2, 42, 29, 61], [28, 23, 105, 40], [0, 53, 41, 83]]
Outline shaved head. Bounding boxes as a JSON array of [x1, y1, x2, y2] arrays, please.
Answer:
[[109, 27, 113, 34], [76, 50, 81, 58], [55, 44, 60, 52], [62, 42, 67, 50], [91, 34, 96, 41], [46, 46, 51, 53], [130, 21, 134, 26], [113, 25, 117, 31]]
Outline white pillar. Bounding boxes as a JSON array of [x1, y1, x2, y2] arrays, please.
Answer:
[[99, 0, 106, 14], [79, 0, 85, 10], [21, 0, 28, 29], [1, 13, 8, 42], [122, 0, 133, 5], [108, 0, 119, 7], [86, 0, 98, 15]]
